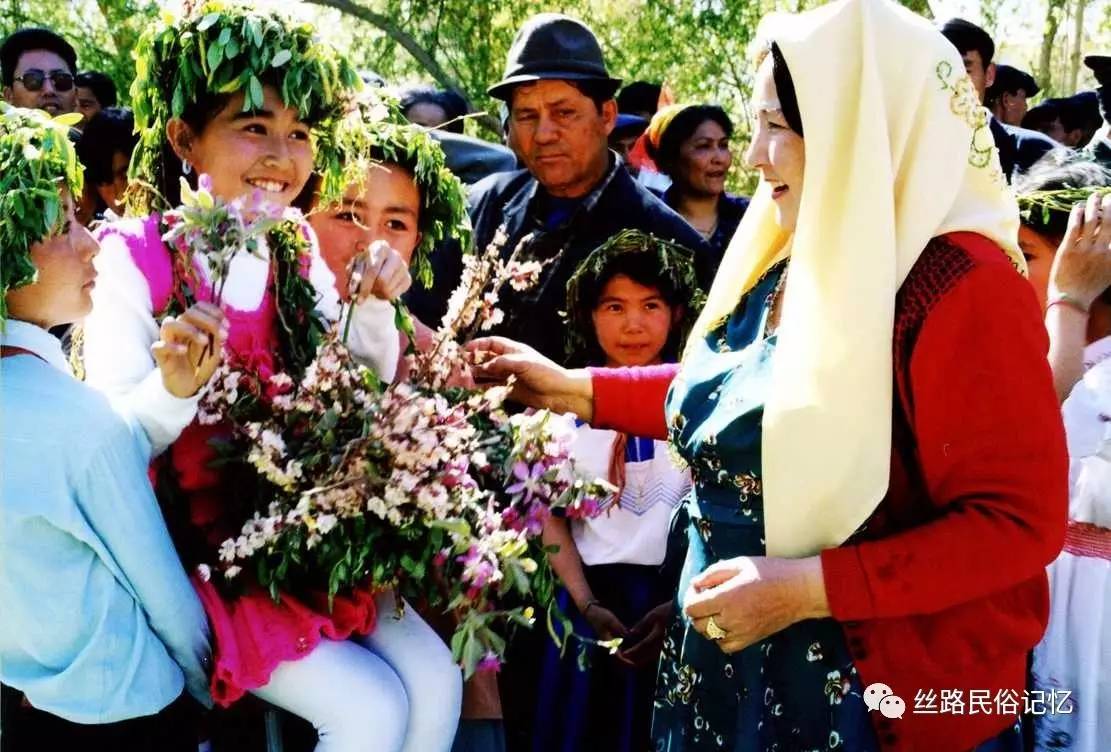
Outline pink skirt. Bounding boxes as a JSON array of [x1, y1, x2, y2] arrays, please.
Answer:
[[193, 575, 378, 705]]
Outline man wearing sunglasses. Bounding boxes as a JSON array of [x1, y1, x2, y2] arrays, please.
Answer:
[[1, 28, 78, 117]]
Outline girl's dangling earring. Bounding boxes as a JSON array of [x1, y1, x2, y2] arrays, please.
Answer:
[[182, 160, 193, 176]]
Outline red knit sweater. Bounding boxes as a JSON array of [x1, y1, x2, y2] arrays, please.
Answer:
[[589, 232, 1068, 751]]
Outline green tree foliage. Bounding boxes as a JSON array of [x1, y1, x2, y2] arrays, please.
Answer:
[[291, 0, 940, 190], [4, 0, 1045, 192]]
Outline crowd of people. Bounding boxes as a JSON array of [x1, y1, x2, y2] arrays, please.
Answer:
[[1, 0, 1110, 751]]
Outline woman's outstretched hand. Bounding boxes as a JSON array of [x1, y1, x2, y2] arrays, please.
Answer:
[[683, 556, 830, 654], [464, 336, 594, 420]]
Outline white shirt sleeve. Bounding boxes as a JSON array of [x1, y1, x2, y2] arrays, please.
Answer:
[[303, 225, 400, 383], [84, 224, 200, 456]]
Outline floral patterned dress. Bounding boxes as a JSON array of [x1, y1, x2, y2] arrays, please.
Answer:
[[651, 261, 877, 752]]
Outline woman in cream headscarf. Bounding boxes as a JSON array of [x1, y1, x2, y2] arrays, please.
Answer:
[[470, 0, 1067, 749]]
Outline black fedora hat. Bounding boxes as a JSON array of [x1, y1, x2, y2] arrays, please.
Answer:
[[488, 13, 622, 101]]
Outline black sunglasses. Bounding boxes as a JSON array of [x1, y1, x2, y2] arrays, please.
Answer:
[[13, 69, 74, 92]]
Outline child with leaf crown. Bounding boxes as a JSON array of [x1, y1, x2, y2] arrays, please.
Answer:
[[0, 104, 209, 751], [79, 4, 461, 750], [534, 230, 698, 752], [1014, 152, 1111, 752], [309, 89, 471, 376]]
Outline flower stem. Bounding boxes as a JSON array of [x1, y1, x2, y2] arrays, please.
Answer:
[[341, 300, 355, 346]]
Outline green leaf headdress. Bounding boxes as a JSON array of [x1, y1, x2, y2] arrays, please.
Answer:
[[1014, 150, 1111, 237], [127, 0, 362, 216], [1018, 186, 1111, 235], [564, 229, 706, 365], [322, 90, 472, 289], [0, 105, 84, 323]]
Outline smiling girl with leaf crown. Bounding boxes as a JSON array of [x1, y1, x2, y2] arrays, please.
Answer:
[[80, 4, 461, 750]]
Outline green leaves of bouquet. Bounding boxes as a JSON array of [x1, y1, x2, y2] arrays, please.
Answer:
[[0, 105, 84, 322], [195, 225, 615, 678], [128, 0, 361, 215]]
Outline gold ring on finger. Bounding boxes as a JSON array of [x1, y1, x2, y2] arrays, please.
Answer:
[[706, 615, 728, 641]]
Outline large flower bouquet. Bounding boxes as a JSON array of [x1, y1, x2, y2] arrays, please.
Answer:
[[179, 183, 612, 676]]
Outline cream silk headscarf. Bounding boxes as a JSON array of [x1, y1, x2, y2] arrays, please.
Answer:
[[685, 0, 1024, 558]]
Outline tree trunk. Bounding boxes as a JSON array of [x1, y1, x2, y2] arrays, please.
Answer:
[[1068, 0, 1089, 94], [305, 0, 501, 133], [1038, 0, 1067, 96]]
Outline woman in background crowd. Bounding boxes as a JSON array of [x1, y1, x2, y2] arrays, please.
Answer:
[[645, 104, 749, 262], [75, 106, 138, 220]]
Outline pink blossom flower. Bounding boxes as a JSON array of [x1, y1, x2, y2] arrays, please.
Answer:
[[506, 461, 544, 503], [457, 546, 497, 589], [522, 502, 550, 536], [567, 496, 602, 519], [476, 652, 502, 673]]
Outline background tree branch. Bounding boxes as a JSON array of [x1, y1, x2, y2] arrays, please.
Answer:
[[305, 0, 502, 132]]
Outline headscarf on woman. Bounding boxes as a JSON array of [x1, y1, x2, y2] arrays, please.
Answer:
[[686, 0, 1024, 557]]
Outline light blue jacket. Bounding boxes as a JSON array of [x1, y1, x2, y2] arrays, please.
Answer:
[[0, 320, 211, 722]]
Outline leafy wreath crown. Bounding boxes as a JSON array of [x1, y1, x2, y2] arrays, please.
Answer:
[[1017, 186, 1111, 230], [0, 105, 84, 322], [127, 0, 361, 215], [324, 90, 473, 288]]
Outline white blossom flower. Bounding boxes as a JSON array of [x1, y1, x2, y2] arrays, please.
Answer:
[[317, 513, 338, 535]]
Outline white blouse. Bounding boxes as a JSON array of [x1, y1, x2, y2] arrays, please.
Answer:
[[569, 423, 691, 567], [1061, 336, 1111, 526]]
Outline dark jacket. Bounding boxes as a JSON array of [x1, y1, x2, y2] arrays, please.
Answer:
[[990, 115, 1056, 181], [408, 156, 713, 364], [662, 188, 749, 259]]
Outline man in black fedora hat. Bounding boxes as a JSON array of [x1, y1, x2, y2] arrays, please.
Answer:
[[1083, 54, 1111, 169], [409, 13, 711, 365]]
